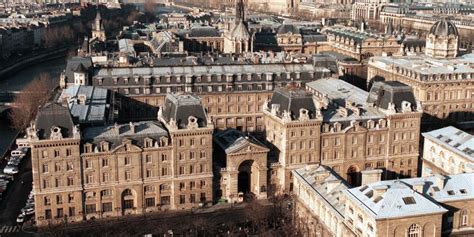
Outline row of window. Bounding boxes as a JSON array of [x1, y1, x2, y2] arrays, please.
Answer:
[[40, 148, 73, 159]]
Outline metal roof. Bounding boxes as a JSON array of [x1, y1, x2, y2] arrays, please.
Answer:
[[422, 126, 474, 161]]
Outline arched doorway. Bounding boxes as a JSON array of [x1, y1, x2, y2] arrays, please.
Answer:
[[238, 160, 253, 194], [347, 166, 361, 187], [121, 189, 135, 214]]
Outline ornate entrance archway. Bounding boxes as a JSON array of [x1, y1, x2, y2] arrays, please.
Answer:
[[238, 160, 253, 194]]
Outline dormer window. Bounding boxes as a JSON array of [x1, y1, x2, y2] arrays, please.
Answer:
[[144, 138, 153, 148], [100, 141, 109, 152], [84, 144, 93, 153]]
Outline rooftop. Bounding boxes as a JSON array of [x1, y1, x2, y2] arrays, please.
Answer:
[[58, 86, 110, 124], [344, 179, 447, 220], [422, 126, 474, 161]]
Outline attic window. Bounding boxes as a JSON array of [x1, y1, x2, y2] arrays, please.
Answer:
[[360, 185, 368, 192], [365, 190, 374, 198], [373, 196, 383, 203], [432, 186, 440, 192], [447, 190, 455, 195], [460, 189, 467, 194], [402, 197, 416, 205]]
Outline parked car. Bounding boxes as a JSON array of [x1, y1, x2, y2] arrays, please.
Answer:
[[16, 213, 24, 224], [0, 173, 14, 181], [22, 206, 34, 215], [7, 158, 20, 166], [10, 150, 25, 158], [3, 165, 19, 175]]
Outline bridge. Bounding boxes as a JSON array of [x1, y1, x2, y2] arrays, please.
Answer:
[[0, 91, 20, 107]]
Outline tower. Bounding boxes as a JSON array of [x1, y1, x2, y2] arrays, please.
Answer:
[[425, 19, 459, 59], [91, 10, 106, 41], [224, 0, 252, 54]]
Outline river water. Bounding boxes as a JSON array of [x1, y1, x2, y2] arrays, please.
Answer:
[[0, 57, 67, 158]]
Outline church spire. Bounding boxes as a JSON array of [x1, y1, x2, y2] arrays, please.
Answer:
[[235, 0, 245, 24]]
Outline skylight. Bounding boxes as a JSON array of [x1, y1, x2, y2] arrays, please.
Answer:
[[447, 190, 455, 195], [359, 185, 368, 192], [373, 196, 383, 203], [460, 189, 467, 194], [402, 197, 416, 205]]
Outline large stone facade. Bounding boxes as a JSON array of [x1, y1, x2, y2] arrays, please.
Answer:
[[264, 79, 422, 192], [29, 94, 214, 226]]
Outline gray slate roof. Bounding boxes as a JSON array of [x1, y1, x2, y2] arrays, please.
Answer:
[[214, 129, 268, 154], [269, 85, 317, 120], [367, 81, 417, 112], [161, 93, 207, 129], [35, 103, 75, 140]]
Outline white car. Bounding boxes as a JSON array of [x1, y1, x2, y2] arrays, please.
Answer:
[[16, 213, 24, 224], [3, 166, 19, 175], [10, 150, 25, 158], [7, 158, 20, 166]]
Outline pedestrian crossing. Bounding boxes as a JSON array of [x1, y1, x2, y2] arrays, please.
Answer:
[[0, 225, 20, 234]]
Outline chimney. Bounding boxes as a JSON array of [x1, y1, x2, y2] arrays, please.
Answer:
[[361, 169, 383, 186], [434, 174, 445, 189], [412, 181, 425, 193], [78, 94, 86, 105], [129, 122, 135, 133], [373, 184, 388, 197], [114, 123, 120, 134]]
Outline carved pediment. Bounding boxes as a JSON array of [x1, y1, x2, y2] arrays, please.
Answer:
[[228, 141, 270, 155]]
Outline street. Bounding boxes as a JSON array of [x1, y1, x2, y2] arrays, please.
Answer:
[[0, 149, 33, 236]]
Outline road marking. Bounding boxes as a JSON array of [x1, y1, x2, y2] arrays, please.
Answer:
[[0, 225, 20, 233]]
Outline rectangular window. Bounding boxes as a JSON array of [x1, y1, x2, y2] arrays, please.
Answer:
[[86, 160, 93, 169], [54, 150, 60, 157], [124, 157, 131, 165], [200, 193, 206, 202], [66, 149, 72, 156], [146, 169, 152, 178], [145, 155, 152, 163], [161, 154, 167, 161], [145, 198, 155, 208], [67, 177, 74, 186], [102, 159, 109, 167], [85, 204, 96, 214], [160, 196, 170, 205], [55, 163, 61, 172], [45, 209, 52, 219], [179, 166, 185, 175], [125, 171, 131, 180], [57, 208, 64, 218], [123, 200, 134, 209], [161, 167, 168, 176], [179, 195, 185, 204], [42, 164, 49, 173], [190, 194, 196, 203], [69, 207, 75, 217], [102, 202, 113, 212], [102, 173, 109, 182], [67, 162, 73, 171]]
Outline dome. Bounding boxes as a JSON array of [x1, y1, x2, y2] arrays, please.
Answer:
[[231, 22, 250, 41], [429, 19, 459, 37]]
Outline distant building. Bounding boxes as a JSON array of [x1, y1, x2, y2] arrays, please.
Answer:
[[91, 10, 106, 41], [421, 126, 474, 176], [368, 20, 474, 127]]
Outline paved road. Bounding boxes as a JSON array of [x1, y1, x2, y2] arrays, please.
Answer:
[[0, 150, 33, 236]]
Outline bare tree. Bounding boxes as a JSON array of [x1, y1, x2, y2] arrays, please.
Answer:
[[144, 0, 157, 15], [8, 73, 54, 131]]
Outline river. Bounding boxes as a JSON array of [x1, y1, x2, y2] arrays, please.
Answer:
[[0, 57, 67, 158]]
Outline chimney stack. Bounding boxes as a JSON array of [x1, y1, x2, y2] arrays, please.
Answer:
[[361, 169, 383, 186]]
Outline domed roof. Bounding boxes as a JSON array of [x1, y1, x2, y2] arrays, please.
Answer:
[[231, 22, 250, 41], [277, 24, 300, 35], [429, 19, 459, 37]]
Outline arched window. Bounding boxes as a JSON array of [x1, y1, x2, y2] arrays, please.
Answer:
[[408, 224, 421, 237], [461, 209, 469, 227]]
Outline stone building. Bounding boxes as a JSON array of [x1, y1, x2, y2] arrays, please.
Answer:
[[214, 129, 269, 203], [293, 164, 474, 237], [292, 165, 354, 237], [264, 79, 422, 191], [421, 126, 474, 176], [325, 28, 402, 61], [90, 63, 331, 130], [91, 10, 105, 42], [223, 0, 252, 54], [367, 20, 474, 126], [29, 93, 214, 226]]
